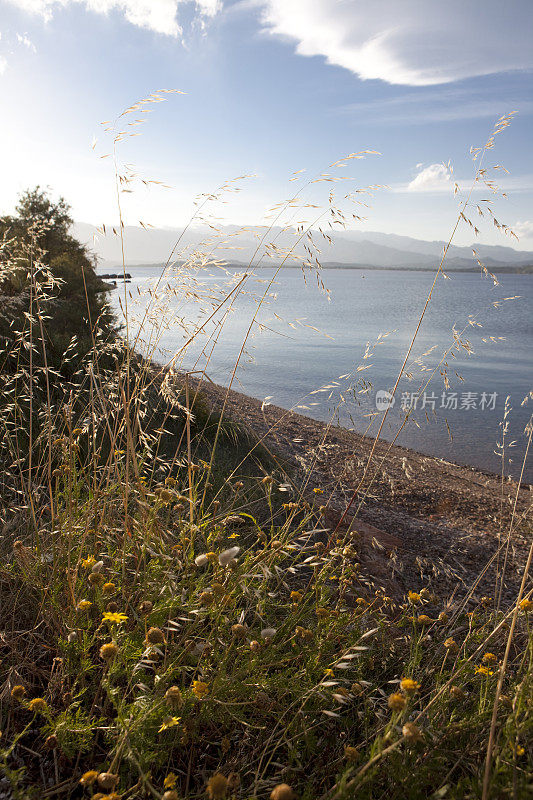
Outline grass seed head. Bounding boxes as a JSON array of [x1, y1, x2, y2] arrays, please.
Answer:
[[100, 642, 119, 661], [146, 626, 165, 644], [165, 686, 183, 709], [344, 745, 359, 762], [206, 772, 228, 799], [97, 772, 119, 791], [199, 591, 214, 606], [450, 686, 466, 701], [402, 722, 423, 743], [388, 692, 406, 711], [11, 685, 26, 701], [270, 784, 296, 800]]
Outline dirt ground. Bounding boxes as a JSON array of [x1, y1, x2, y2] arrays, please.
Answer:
[[178, 372, 532, 605]]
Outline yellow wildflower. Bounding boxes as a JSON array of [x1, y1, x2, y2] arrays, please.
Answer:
[[482, 652, 498, 664], [192, 680, 209, 699], [475, 665, 494, 676], [444, 638, 459, 652], [81, 556, 96, 569], [519, 598, 533, 612], [28, 698, 48, 714], [164, 773, 177, 789], [400, 678, 420, 695], [158, 716, 181, 733], [102, 612, 128, 624], [80, 770, 98, 786], [408, 591, 421, 604], [76, 600, 92, 611]]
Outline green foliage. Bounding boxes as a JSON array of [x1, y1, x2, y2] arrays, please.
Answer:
[[1, 470, 531, 797], [0, 186, 115, 371]]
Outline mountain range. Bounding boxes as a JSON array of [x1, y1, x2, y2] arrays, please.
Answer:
[[73, 222, 533, 272]]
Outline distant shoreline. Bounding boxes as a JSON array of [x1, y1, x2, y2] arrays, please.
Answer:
[[100, 262, 533, 275]]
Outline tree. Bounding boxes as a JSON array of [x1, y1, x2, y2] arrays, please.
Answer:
[[0, 187, 116, 370]]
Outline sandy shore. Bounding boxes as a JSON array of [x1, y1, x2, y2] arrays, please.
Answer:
[[177, 371, 532, 602]]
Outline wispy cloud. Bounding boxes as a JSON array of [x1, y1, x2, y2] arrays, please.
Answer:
[[5, 1, 222, 37], [258, 0, 533, 86], [337, 88, 533, 126], [16, 32, 36, 51]]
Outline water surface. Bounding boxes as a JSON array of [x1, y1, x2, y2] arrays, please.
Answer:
[[99, 265, 533, 482]]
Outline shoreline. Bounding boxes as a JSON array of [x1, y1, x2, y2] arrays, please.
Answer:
[[177, 370, 531, 601]]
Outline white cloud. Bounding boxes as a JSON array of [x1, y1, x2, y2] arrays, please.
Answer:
[[5, 1, 222, 36], [0, 56, 7, 75], [513, 220, 533, 240], [16, 32, 37, 50], [398, 168, 533, 195], [259, 0, 533, 86], [406, 164, 452, 193]]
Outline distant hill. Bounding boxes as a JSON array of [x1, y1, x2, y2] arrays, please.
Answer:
[[74, 222, 533, 273]]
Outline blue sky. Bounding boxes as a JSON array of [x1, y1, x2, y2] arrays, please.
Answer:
[[1, 0, 532, 247]]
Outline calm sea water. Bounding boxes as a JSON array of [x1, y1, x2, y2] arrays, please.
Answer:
[[99, 265, 533, 482]]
